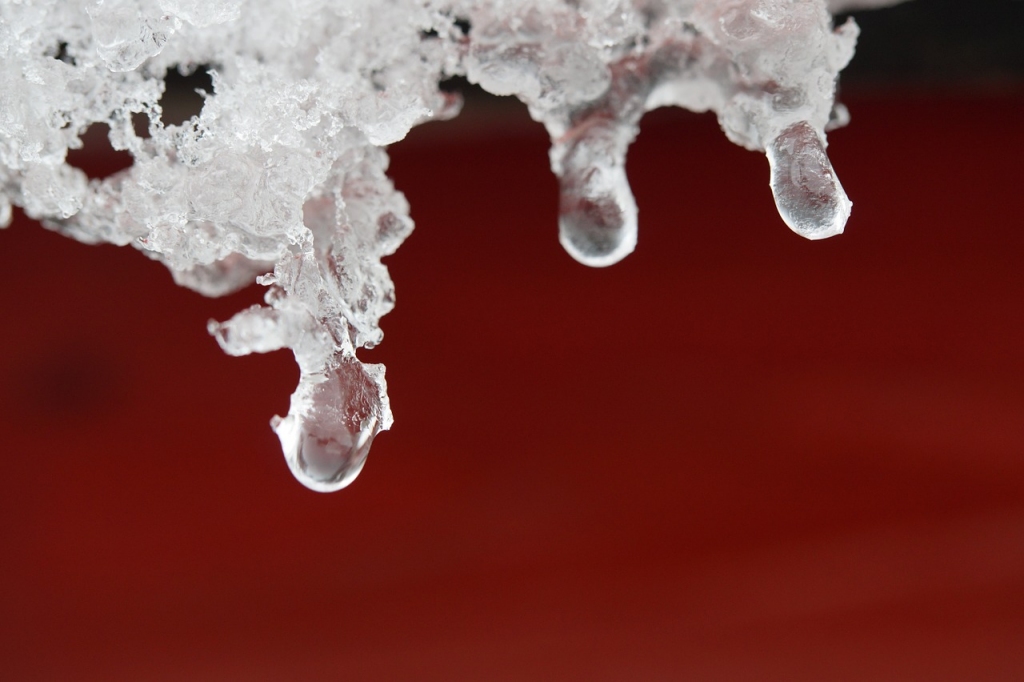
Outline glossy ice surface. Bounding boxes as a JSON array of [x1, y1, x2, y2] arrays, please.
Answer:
[[0, 0, 888, 490]]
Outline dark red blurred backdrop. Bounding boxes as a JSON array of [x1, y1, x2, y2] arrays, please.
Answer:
[[2, 91, 1023, 680]]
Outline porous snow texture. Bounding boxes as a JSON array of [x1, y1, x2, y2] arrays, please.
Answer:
[[1, 0, 866, 490]]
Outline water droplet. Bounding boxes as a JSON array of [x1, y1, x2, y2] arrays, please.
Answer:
[[558, 163, 637, 267], [274, 359, 388, 492], [555, 119, 638, 268], [767, 121, 851, 240]]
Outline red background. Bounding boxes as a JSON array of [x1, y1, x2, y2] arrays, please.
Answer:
[[2, 93, 1023, 680]]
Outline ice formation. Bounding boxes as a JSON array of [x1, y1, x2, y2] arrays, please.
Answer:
[[1, 0, 889, 491]]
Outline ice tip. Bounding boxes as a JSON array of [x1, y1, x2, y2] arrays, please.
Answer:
[[274, 360, 390, 492], [274, 408, 377, 493], [767, 121, 852, 240], [557, 166, 639, 268]]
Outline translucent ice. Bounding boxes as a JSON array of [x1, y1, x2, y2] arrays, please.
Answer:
[[768, 121, 851, 239], [557, 120, 639, 267], [273, 360, 391, 493], [0, 0, 901, 490]]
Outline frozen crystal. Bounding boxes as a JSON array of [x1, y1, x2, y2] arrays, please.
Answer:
[[0, 194, 12, 229], [273, 359, 391, 493], [768, 120, 851, 240], [0, 0, 901, 491]]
